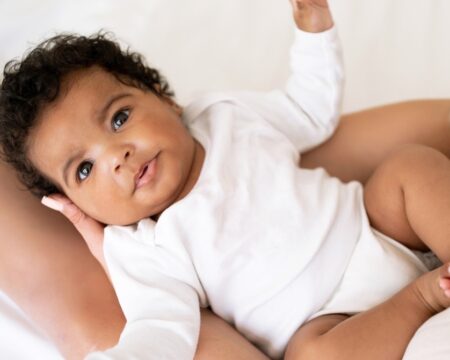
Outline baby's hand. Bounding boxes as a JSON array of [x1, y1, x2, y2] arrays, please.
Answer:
[[290, 0, 334, 33], [41, 195, 109, 276]]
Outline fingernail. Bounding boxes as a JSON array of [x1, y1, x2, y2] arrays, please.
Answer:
[[41, 196, 64, 212]]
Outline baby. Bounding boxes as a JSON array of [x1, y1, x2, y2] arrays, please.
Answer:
[[1, 1, 450, 359]]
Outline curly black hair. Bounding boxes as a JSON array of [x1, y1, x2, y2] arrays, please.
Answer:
[[0, 31, 174, 197]]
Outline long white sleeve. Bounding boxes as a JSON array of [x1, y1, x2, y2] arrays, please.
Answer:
[[85, 219, 203, 360], [286, 26, 344, 135], [234, 26, 344, 153]]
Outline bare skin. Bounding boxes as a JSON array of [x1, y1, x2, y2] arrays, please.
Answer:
[[301, 99, 450, 183], [364, 144, 450, 260]]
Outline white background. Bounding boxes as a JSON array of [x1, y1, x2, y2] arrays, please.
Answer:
[[1, 0, 449, 113]]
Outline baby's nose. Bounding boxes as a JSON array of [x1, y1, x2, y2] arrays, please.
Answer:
[[112, 150, 131, 171]]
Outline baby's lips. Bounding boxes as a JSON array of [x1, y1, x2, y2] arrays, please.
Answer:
[[41, 196, 64, 212]]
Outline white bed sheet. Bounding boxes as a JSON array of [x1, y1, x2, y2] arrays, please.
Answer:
[[0, 0, 449, 358]]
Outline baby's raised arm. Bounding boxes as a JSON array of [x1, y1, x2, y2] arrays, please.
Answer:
[[239, 0, 343, 153], [286, 0, 343, 148]]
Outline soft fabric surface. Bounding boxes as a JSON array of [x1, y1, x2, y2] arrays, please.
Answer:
[[0, 1, 449, 359]]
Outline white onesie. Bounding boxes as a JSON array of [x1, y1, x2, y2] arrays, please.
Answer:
[[86, 27, 425, 360]]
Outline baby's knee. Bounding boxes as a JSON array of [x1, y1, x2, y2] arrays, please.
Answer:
[[364, 144, 448, 212], [285, 336, 321, 360], [379, 144, 448, 181]]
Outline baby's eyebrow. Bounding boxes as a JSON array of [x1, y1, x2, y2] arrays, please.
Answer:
[[95, 92, 132, 123]]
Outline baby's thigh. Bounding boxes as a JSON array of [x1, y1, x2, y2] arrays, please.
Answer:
[[363, 144, 433, 249], [285, 314, 349, 360]]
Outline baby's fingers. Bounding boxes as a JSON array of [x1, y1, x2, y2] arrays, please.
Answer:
[[292, 0, 328, 7]]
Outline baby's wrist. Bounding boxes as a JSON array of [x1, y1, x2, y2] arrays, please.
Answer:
[[293, 8, 334, 33]]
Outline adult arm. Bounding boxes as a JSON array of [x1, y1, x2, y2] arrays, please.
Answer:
[[0, 159, 269, 360], [301, 99, 450, 183]]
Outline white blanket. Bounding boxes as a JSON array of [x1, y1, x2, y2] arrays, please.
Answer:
[[0, 0, 449, 358]]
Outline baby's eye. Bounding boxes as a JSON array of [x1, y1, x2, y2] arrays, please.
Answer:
[[111, 109, 129, 131], [77, 161, 93, 182]]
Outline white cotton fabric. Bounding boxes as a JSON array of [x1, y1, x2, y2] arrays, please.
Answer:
[[86, 26, 421, 360], [311, 228, 427, 320]]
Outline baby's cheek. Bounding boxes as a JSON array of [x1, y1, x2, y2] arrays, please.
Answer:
[[92, 201, 140, 226]]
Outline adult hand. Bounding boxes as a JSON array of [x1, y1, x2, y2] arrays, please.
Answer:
[[41, 194, 108, 276], [289, 0, 333, 33]]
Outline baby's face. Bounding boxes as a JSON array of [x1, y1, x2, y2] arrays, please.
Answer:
[[27, 67, 199, 225]]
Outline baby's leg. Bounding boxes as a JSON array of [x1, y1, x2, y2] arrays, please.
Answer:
[[285, 263, 450, 360], [364, 144, 450, 261]]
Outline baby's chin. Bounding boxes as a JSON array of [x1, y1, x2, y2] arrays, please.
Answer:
[[78, 196, 166, 226], [88, 208, 152, 227], [99, 215, 149, 227]]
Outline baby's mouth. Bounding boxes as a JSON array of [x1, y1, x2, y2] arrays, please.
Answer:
[[134, 155, 159, 191], [137, 164, 148, 179]]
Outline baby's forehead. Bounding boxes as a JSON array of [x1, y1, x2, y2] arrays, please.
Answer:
[[62, 67, 124, 96], [40, 68, 127, 120]]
